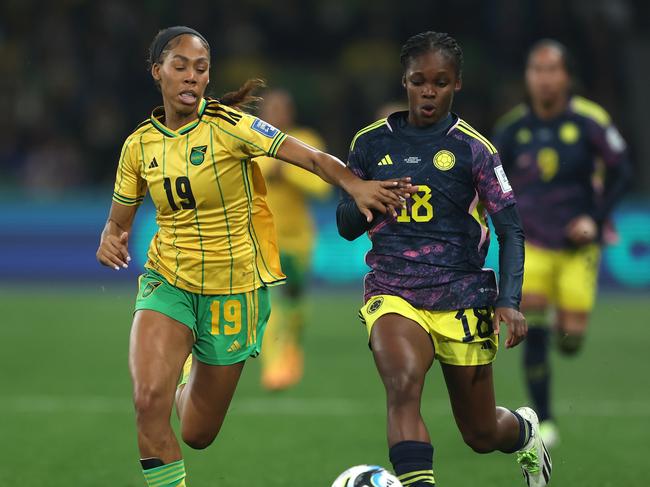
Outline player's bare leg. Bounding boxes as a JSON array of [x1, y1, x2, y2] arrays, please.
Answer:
[[441, 363, 551, 486], [371, 314, 436, 486], [129, 310, 194, 462], [176, 359, 245, 449], [441, 363, 521, 452]]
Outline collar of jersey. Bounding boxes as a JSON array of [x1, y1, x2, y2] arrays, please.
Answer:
[[150, 98, 207, 137]]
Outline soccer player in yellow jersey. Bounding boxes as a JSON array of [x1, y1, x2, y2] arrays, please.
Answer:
[[254, 89, 331, 390], [96, 26, 413, 487]]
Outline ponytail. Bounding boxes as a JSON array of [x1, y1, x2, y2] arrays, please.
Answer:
[[219, 78, 266, 110]]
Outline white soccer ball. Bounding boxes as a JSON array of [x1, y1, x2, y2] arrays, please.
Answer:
[[331, 465, 403, 487]]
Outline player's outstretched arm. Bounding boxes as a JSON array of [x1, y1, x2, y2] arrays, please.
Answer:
[[275, 135, 414, 222], [96, 202, 138, 271]]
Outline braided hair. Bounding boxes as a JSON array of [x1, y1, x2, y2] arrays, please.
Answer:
[[400, 31, 463, 78]]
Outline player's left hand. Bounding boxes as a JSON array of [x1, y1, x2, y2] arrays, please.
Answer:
[[566, 215, 598, 245], [493, 307, 527, 348]]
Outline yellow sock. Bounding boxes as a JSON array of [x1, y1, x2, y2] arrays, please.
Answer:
[[179, 354, 192, 387]]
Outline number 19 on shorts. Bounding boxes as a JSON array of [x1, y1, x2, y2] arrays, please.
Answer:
[[210, 299, 242, 335]]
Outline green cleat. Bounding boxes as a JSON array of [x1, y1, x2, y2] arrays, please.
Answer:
[[516, 407, 552, 486]]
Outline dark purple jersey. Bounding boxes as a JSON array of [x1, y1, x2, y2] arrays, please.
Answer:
[[493, 96, 628, 249], [347, 112, 516, 311]]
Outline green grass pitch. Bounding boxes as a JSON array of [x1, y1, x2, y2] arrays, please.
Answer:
[[0, 285, 647, 486]]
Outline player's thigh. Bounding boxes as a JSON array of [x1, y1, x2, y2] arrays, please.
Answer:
[[129, 310, 194, 410], [522, 243, 556, 308], [556, 244, 600, 316], [130, 271, 196, 405], [440, 362, 497, 435], [361, 296, 435, 391]]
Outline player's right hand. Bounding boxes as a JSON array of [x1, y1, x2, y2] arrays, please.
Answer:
[[96, 231, 131, 270]]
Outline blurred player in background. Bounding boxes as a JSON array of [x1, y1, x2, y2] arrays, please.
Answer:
[[255, 89, 331, 391], [493, 39, 631, 447], [96, 26, 411, 487], [338, 31, 552, 487]]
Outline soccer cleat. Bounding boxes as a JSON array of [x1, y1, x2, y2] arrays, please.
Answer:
[[515, 407, 552, 487], [539, 420, 560, 449]]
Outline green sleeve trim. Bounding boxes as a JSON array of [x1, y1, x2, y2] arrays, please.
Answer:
[[269, 132, 288, 157]]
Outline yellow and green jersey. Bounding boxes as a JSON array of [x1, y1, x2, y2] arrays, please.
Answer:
[[113, 98, 288, 295], [256, 127, 331, 256]]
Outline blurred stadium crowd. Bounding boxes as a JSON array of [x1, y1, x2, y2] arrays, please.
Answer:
[[0, 0, 648, 195]]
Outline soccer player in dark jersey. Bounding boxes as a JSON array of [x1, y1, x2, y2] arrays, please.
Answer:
[[95, 26, 412, 487], [337, 31, 552, 487], [493, 39, 630, 447]]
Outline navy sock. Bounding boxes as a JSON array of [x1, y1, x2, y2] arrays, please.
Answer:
[[503, 410, 532, 453], [524, 326, 551, 421], [389, 441, 435, 486]]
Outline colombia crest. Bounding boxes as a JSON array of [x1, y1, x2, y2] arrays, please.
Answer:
[[433, 150, 455, 171]]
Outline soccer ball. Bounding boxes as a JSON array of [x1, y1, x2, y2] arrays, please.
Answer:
[[331, 465, 403, 487]]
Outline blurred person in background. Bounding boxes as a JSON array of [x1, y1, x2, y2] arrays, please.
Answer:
[[493, 39, 631, 448], [255, 89, 331, 391], [338, 31, 551, 487], [96, 26, 412, 487]]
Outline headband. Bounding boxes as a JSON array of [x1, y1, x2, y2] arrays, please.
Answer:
[[151, 26, 209, 64]]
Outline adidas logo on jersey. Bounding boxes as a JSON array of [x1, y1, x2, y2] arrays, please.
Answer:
[[227, 340, 242, 353], [148, 157, 159, 169], [378, 155, 393, 166]]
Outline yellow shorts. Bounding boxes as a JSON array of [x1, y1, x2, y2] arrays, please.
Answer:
[[359, 295, 498, 366], [523, 243, 600, 312]]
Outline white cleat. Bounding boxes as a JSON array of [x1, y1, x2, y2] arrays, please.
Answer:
[[539, 420, 560, 449], [515, 407, 552, 486]]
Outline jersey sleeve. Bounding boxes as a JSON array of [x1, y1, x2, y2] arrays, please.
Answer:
[[585, 116, 627, 168], [112, 137, 146, 206], [224, 112, 288, 160], [346, 137, 370, 181], [472, 147, 516, 215]]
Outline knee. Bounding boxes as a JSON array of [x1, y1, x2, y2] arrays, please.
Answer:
[[182, 431, 216, 450], [557, 333, 584, 356], [460, 427, 498, 454], [383, 370, 424, 405], [133, 383, 168, 418], [181, 422, 221, 450]]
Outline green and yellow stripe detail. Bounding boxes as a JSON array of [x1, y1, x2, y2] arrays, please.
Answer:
[[143, 459, 186, 487], [398, 469, 436, 486], [112, 192, 144, 206], [350, 118, 386, 151], [269, 132, 288, 157], [456, 119, 498, 154]]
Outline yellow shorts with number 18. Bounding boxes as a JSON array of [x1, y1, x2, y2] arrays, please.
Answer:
[[359, 294, 498, 366]]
